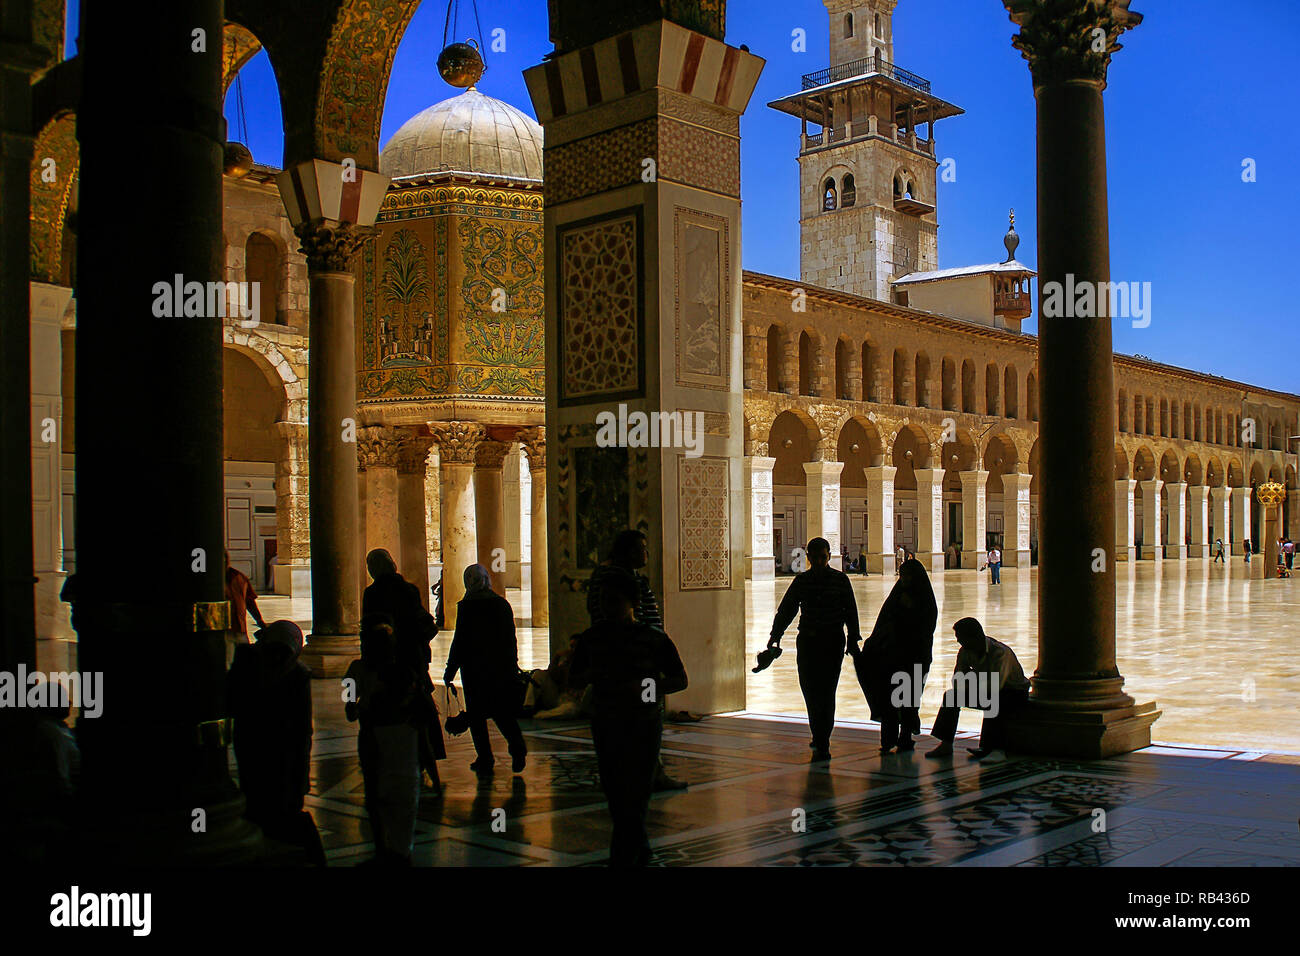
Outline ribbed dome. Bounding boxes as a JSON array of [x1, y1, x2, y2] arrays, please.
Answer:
[[380, 88, 543, 181]]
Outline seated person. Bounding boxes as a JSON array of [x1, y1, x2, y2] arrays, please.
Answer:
[[926, 617, 1030, 759]]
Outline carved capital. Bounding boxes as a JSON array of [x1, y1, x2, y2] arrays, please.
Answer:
[[295, 219, 375, 272], [396, 433, 434, 475], [1004, 0, 1142, 90], [429, 421, 485, 464], [475, 439, 510, 471], [357, 425, 403, 468], [518, 425, 546, 472]]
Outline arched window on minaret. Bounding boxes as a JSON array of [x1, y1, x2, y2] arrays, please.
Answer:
[[841, 173, 856, 207], [844, 12, 854, 38], [823, 178, 838, 211]]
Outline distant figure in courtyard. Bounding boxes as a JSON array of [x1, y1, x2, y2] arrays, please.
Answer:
[[853, 558, 938, 754], [858, 543, 868, 575], [588, 529, 686, 790], [1244, 539, 1252, 564], [364, 548, 444, 789], [345, 615, 423, 865], [926, 617, 1030, 760], [228, 620, 324, 865], [444, 564, 527, 776], [570, 568, 688, 866], [895, 545, 905, 573], [1213, 538, 1226, 563], [767, 537, 861, 761], [1285, 538, 1295, 570], [985, 546, 1003, 585], [946, 542, 959, 569], [225, 551, 266, 668]]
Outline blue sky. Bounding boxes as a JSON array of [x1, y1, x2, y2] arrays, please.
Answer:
[[73, 0, 1300, 393]]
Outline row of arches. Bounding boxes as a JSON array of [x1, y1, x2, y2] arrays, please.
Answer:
[[1114, 389, 1290, 451], [762, 324, 1039, 422]]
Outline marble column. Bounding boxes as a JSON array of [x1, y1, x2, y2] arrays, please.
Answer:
[[804, 461, 845, 569], [960, 470, 989, 569], [359, 425, 402, 569], [913, 468, 946, 574], [30, 284, 73, 641], [1164, 482, 1188, 559], [1211, 486, 1231, 555], [71, 0, 259, 861], [745, 455, 777, 581], [431, 422, 483, 627], [474, 440, 509, 596], [1115, 478, 1137, 562], [1231, 486, 1251, 557], [397, 434, 434, 610], [1003, 472, 1034, 568], [1188, 486, 1209, 557], [519, 426, 549, 626], [502, 448, 524, 589], [1140, 479, 1163, 560], [864, 465, 897, 574], [274, 421, 311, 595], [1000, 0, 1156, 757]]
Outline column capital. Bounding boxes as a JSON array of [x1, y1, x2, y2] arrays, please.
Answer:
[[1140, 478, 1164, 494], [294, 219, 376, 272], [430, 421, 486, 464], [396, 432, 434, 475], [959, 469, 990, 486], [1004, 0, 1143, 91], [803, 460, 845, 479], [518, 425, 546, 471], [475, 439, 510, 471], [357, 425, 404, 468], [744, 455, 776, 473], [912, 468, 945, 484], [863, 464, 898, 483]]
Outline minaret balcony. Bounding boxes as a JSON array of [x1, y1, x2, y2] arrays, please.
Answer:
[[801, 54, 931, 94], [995, 289, 1033, 320]]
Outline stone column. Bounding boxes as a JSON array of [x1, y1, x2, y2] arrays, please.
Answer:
[[474, 439, 509, 596], [1164, 482, 1188, 559], [1210, 486, 1231, 554], [274, 421, 311, 595], [745, 456, 777, 580], [502, 447, 524, 589], [30, 283, 73, 641], [913, 468, 946, 574], [1114, 478, 1137, 562], [358, 425, 402, 568], [960, 470, 989, 569], [1140, 479, 1163, 560], [1188, 485, 1209, 557], [1231, 486, 1251, 557], [430, 422, 483, 627], [1257, 482, 1286, 577], [526, 10, 761, 713], [1003, 472, 1034, 568], [71, 0, 259, 861], [1000, 0, 1157, 757], [864, 465, 897, 574], [397, 433, 434, 610], [519, 425, 549, 625], [804, 461, 845, 568]]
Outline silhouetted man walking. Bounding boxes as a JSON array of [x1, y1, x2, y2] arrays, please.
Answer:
[[767, 537, 861, 761]]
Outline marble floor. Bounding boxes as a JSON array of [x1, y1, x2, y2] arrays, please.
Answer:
[[250, 555, 1299, 754], [298, 697, 1300, 867]]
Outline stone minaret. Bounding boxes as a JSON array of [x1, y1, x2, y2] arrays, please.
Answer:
[[769, 0, 963, 300]]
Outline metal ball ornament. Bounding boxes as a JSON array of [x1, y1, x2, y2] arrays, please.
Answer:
[[438, 39, 485, 88]]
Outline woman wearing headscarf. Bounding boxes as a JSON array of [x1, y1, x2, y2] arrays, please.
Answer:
[[444, 564, 527, 775], [227, 619, 325, 864], [852, 557, 938, 754], [362, 548, 444, 790]]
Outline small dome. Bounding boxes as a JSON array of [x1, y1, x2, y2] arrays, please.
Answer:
[[380, 88, 543, 182]]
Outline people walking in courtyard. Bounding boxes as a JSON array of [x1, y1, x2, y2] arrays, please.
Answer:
[[224, 551, 266, 667], [364, 548, 444, 789], [345, 616, 424, 865], [227, 620, 324, 865], [767, 536, 861, 761], [1285, 538, 1295, 570], [588, 529, 686, 790], [1214, 538, 1226, 563], [1244, 539, 1252, 564], [985, 546, 1003, 585], [852, 558, 938, 754], [570, 568, 688, 867], [926, 617, 1030, 760], [444, 564, 527, 776]]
